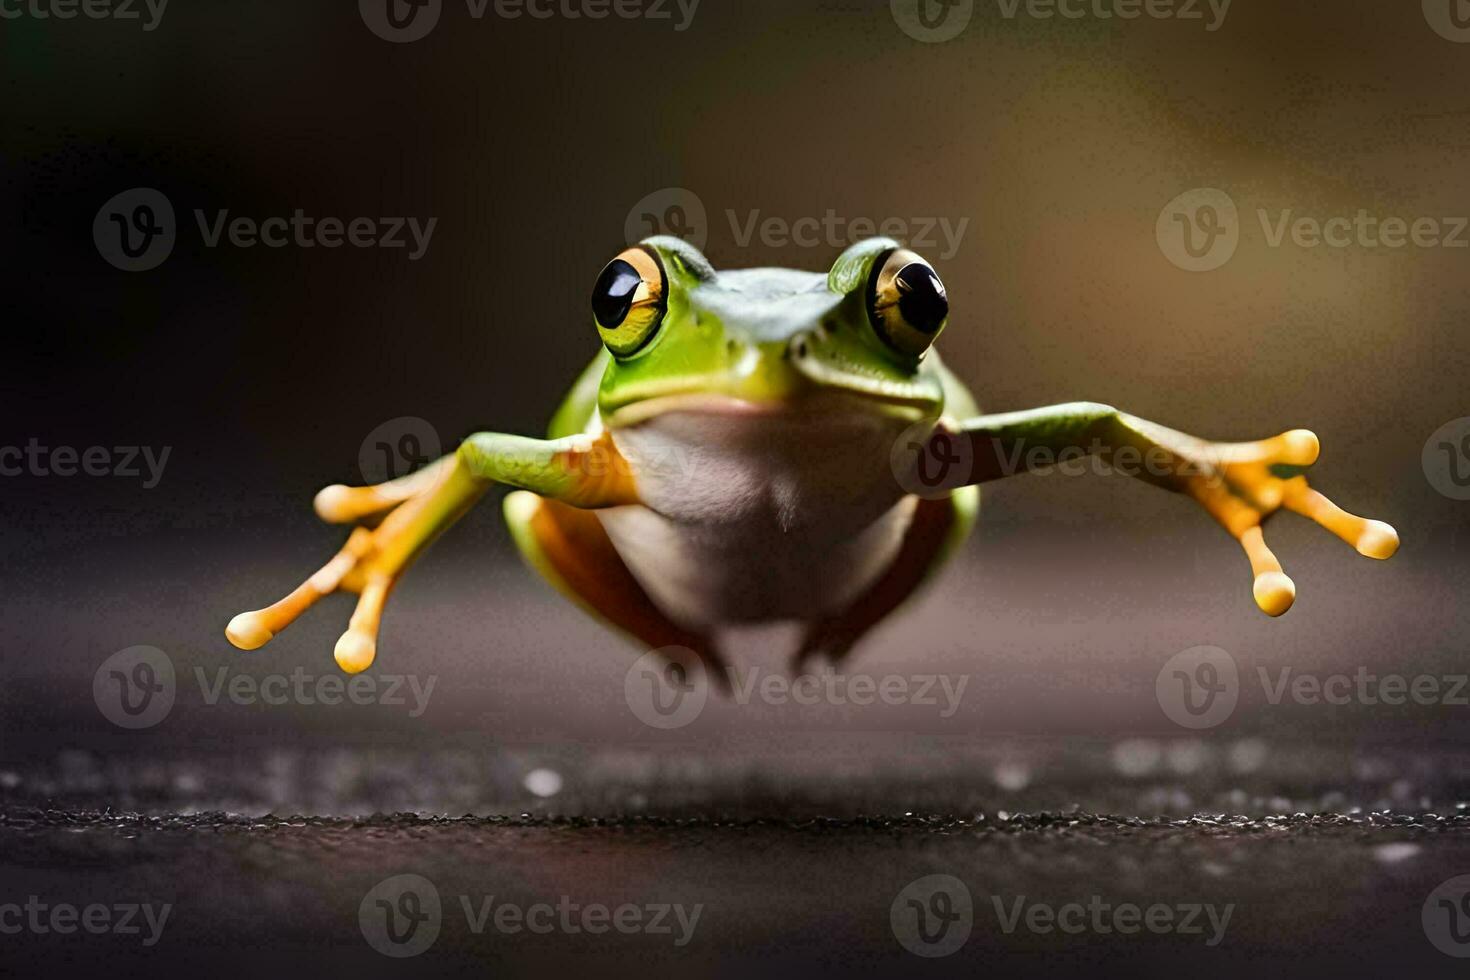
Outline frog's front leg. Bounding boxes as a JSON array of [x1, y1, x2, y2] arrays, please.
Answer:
[[924, 402, 1399, 616], [225, 431, 637, 672]]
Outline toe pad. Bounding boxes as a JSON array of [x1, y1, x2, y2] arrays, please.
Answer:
[[334, 629, 377, 674], [1356, 520, 1400, 560], [1253, 571, 1296, 617], [225, 612, 274, 651]]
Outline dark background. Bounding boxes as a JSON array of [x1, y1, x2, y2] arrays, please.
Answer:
[[3, 0, 1467, 748], [3, 1, 1470, 974]]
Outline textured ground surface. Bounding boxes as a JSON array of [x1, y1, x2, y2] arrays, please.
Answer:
[[3, 740, 1470, 977], [4, 512, 1466, 976]]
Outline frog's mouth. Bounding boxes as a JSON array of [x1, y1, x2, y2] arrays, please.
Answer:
[[601, 385, 938, 429]]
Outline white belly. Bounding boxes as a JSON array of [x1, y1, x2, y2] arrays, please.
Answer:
[[594, 404, 917, 629]]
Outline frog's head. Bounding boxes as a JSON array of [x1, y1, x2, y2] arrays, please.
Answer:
[[592, 236, 950, 428]]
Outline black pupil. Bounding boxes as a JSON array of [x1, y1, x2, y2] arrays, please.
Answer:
[[592, 259, 643, 329], [895, 263, 948, 335]]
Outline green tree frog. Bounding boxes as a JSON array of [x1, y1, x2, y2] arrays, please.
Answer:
[[226, 237, 1399, 677]]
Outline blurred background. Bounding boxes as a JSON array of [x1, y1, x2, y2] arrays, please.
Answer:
[[5, 0, 1468, 780], [5, 1, 1470, 974]]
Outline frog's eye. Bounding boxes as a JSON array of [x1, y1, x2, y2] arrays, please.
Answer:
[[866, 248, 949, 358], [592, 246, 667, 357]]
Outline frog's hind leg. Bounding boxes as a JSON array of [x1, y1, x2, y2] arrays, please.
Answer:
[[791, 487, 979, 670], [503, 491, 729, 688]]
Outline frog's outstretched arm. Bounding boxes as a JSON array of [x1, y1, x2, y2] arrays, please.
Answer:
[[923, 402, 1398, 616], [225, 431, 637, 672]]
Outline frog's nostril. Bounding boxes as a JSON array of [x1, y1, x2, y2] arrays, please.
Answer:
[[787, 332, 812, 360]]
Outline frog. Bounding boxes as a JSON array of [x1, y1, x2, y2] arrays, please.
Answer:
[[225, 236, 1399, 680]]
